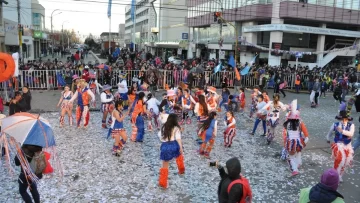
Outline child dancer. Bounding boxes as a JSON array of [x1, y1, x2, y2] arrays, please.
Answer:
[[262, 93, 287, 145], [194, 95, 210, 142], [158, 114, 185, 189], [109, 100, 127, 156], [100, 85, 114, 129], [127, 86, 137, 107], [198, 112, 217, 158], [145, 93, 161, 131], [207, 86, 218, 112], [239, 88, 246, 112], [175, 87, 184, 121], [181, 89, 196, 125], [326, 110, 354, 182], [262, 91, 270, 103], [218, 88, 230, 112], [249, 86, 262, 118], [224, 111, 236, 147], [284, 99, 309, 176], [250, 95, 267, 136], [130, 92, 147, 142], [89, 78, 97, 107], [56, 85, 73, 127]]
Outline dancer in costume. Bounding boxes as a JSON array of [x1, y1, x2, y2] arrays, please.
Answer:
[[194, 95, 210, 142], [174, 87, 184, 121], [181, 89, 196, 125], [250, 95, 267, 136], [56, 85, 74, 127], [71, 74, 80, 93], [117, 73, 129, 110], [284, 99, 309, 176], [145, 93, 161, 131], [130, 92, 147, 142], [262, 91, 270, 103], [89, 77, 97, 108], [207, 86, 218, 112], [218, 88, 230, 112], [239, 88, 246, 112], [262, 93, 287, 145], [249, 86, 262, 118], [326, 110, 354, 182], [100, 85, 114, 129], [198, 111, 217, 158], [158, 114, 185, 189], [224, 111, 236, 147], [109, 100, 127, 156], [159, 90, 177, 124], [69, 79, 95, 128]]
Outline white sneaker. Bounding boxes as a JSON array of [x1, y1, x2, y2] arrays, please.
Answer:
[[339, 176, 343, 183]]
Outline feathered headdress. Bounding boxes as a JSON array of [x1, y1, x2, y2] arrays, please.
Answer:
[[287, 99, 300, 120]]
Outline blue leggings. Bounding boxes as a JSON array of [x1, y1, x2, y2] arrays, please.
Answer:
[[252, 118, 266, 135], [136, 116, 145, 141], [219, 100, 229, 111]]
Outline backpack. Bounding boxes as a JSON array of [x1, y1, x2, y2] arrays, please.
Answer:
[[227, 175, 253, 203], [29, 151, 47, 175]]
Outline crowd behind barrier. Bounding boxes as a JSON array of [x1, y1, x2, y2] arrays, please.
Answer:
[[0, 70, 304, 91]]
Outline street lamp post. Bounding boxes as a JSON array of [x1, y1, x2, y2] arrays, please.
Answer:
[[51, 9, 62, 58]]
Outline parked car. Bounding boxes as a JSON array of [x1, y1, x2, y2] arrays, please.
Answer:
[[168, 56, 182, 65]]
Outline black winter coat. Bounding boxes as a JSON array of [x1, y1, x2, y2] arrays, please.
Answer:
[[218, 158, 243, 203], [309, 183, 343, 203]]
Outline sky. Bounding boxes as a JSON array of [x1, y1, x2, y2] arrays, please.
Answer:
[[39, 0, 128, 39]]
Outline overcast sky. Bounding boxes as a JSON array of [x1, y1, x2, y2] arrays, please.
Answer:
[[39, 0, 127, 39]]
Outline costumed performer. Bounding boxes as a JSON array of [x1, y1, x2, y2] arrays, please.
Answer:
[[194, 94, 210, 142], [261, 93, 287, 145], [69, 79, 95, 128], [109, 100, 127, 156], [250, 94, 267, 136], [159, 90, 177, 124], [198, 111, 217, 158], [207, 86, 218, 112], [56, 85, 74, 127], [239, 88, 246, 112], [145, 93, 161, 131], [181, 89, 196, 125], [71, 74, 80, 93], [158, 114, 185, 189], [117, 72, 129, 110], [284, 99, 309, 176], [326, 110, 354, 182], [100, 84, 114, 129], [249, 86, 262, 118], [224, 111, 236, 147], [130, 92, 147, 142]]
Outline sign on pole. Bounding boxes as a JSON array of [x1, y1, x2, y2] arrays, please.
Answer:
[[219, 50, 225, 59]]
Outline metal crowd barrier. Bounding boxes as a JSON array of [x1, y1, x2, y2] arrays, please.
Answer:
[[2, 70, 299, 91]]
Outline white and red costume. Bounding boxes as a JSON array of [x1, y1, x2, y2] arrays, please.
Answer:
[[326, 119, 354, 182]]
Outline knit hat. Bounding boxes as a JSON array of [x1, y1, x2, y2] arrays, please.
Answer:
[[320, 168, 339, 191]]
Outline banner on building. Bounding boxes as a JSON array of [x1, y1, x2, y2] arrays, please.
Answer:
[[271, 42, 283, 56]]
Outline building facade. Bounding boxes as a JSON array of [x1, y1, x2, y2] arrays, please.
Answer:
[[187, 0, 360, 68], [0, 2, 5, 52], [125, 0, 189, 59], [31, 0, 47, 59], [3, 0, 33, 60]]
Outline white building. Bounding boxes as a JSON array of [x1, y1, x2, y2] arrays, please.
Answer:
[[31, 0, 47, 59], [3, 0, 33, 60], [125, 0, 189, 59], [0, 2, 5, 51]]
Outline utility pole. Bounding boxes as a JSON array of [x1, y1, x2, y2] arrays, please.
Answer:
[[17, 0, 22, 61], [51, 9, 60, 58]]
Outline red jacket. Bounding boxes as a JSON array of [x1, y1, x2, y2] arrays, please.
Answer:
[[82, 70, 90, 82]]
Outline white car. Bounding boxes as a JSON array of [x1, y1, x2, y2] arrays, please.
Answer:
[[168, 56, 182, 65]]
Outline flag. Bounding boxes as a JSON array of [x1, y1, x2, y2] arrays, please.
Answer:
[[131, 0, 136, 22], [214, 63, 222, 74], [228, 55, 235, 68], [107, 0, 112, 18], [234, 67, 241, 81], [240, 55, 258, 76]]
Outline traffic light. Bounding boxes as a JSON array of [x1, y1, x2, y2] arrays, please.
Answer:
[[355, 54, 360, 64], [214, 12, 222, 23]]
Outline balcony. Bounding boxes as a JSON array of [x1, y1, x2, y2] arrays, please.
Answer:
[[280, 1, 360, 25]]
